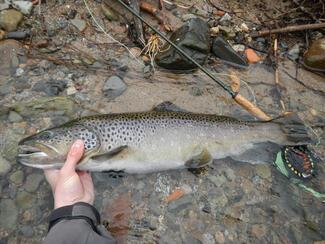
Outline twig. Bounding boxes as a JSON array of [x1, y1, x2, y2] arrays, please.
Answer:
[[140, 1, 172, 31], [274, 38, 286, 112], [251, 22, 325, 37], [82, 0, 143, 66]]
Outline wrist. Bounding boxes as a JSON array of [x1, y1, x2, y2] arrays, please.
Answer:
[[48, 202, 100, 233]]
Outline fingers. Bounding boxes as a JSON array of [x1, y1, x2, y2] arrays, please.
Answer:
[[61, 140, 85, 175]]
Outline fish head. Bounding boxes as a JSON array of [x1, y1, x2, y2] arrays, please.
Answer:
[[17, 122, 101, 169]]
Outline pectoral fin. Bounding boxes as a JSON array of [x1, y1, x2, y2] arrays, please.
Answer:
[[91, 145, 128, 162], [185, 148, 212, 168]]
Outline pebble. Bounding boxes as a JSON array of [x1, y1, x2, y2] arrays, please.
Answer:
[[102, 75, 127, 99], [202, 233, 215, 244], [0, 199, 18, 230], [219, 13, 231, 24], [168, 194, 193, 213], [215, 231, 225, 243], [0, 156, 11, 176], [71, 18, 87, 32], [24, 173, 44, 193], [240, 23, 249, 32], [66, 86, 77, 95], [16, 190, 36, 209], [0, 39, 24, 77], [251, 224, 266, 239], [288, 43, 301, 60], [15, 67, 24, 76], [232, 44, 245, 52], [219, 25, 236, 38], [12, 1, 33, 15], [9, 170, 24, 185], [210, 26, 219, 35], [245, 48, 261, 63], [8, 111, 23, 122], [0, 9, 23, 32], [33, 79, 67, 95]]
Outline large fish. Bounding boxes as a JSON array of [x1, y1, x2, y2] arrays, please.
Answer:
[[17, 111, 312, 173]]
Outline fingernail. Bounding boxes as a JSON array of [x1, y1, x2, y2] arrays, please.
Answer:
[[71, 140, 83, 155]]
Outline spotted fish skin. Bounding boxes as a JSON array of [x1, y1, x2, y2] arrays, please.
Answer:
[[17, 112, 312, 173]]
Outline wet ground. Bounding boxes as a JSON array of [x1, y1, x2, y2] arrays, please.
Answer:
[[0, 0, 325, 243]]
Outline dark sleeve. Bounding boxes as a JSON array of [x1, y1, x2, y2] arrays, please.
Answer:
[[43, 202, 116, 244]]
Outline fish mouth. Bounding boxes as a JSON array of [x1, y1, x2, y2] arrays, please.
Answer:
[[17, 145, 48, 157]]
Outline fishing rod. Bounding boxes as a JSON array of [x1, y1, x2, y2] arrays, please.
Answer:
[[115, 0, 271, 121]]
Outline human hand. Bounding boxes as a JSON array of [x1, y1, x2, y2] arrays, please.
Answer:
[[44, 140, 95, 209]]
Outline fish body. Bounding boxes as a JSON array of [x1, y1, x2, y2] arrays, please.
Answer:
[[17, 112, 311, 173]]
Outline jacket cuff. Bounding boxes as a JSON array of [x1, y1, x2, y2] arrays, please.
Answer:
[[48, 202, 100, 232]]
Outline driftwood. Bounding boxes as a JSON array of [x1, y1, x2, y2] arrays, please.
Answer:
[[251, 22, 325, 37]]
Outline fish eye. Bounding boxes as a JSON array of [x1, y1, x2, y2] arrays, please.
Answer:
[[38, 131, 54, 140]]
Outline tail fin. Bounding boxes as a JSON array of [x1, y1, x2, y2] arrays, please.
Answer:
[[271, 113, 313, 145]]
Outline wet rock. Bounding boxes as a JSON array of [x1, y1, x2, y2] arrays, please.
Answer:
[[212, 37, 248, 68], [207, 174, 227, 186], [8, 111, 23, 122], [190, 86, 203, 96], [71, 18, 86, 32], [13, 96, 76, 117], [0, 39, 24, 77], [168, 194, 193, 213], [303, 38, 325, 71], [0, 83, 11, 96], [255, 164, 271, 179], [101, 3, 119, 21], [155, 18, 209, 71], [0, 9, 23, 31], [0, 2, 10, 11], [181, 13, 197, 22], [0, 199, 18, 229], [9, 170, 24, 185], [102, 75, 127, 99], [24, 173, 43, 192], [20, 225, 33, 237], [16, 190, 35, 209], [12, 1, 33, 15], [0, 156, 11, 175]]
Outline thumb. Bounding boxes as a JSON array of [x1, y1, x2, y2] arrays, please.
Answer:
[[61, 140, 84, 174]]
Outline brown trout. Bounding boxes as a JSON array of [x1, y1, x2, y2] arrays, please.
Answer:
[[17, 112, 312, 173]]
